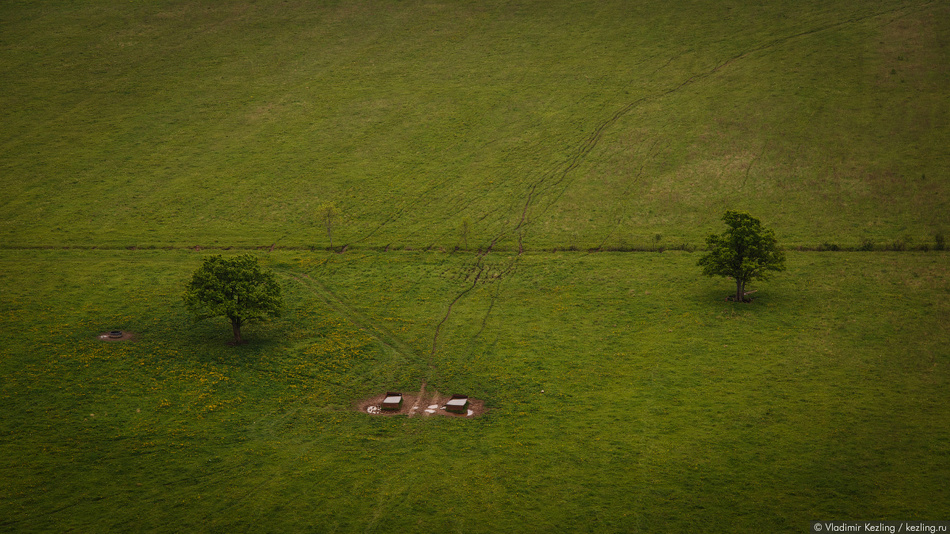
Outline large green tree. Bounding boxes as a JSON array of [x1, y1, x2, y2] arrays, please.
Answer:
[[183, 254, 282, 344], [697, 210, 786, 302]]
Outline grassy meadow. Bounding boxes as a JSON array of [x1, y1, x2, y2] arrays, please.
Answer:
[[0, 250, 948, 532], [1, 0, 949, 531], [1, 0, 948, 250]]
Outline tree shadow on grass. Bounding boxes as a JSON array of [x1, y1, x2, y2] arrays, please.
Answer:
[[172, 318, 287, 366], [688, 282, 782, 315]]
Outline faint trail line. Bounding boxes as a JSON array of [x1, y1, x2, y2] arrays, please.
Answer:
[[658, 2, 936, 101], [741, 139, 769, 192], [351, 158, 485, 247], [595, 138, 665, 251], [430, 259, 485, 358], [349, 176, 447, 246], [471, 271, 505, 342], [502, 2, 937, 250], [491, 61, 673, 247], [285, 272, 421, 362], [429, 247, 521, 360], [473, 56, 677, 254], [407, 381, 427, 418], [287, 272, 448, 417]]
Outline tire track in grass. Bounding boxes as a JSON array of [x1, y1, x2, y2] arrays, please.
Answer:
[[504, 1, 938, 252], [503, 58, 680, 248], [428, 246, 520, 363], [472, 272, 505, 342], [346, 140, 523, 250], [429, 6, 939, 376], [429, 256, 487, 359], [346, 170, 457, 248], [286, 273, 422, 365], [424, 4, 935, 364], [422, 59, 672, 358], [285, 272, 447, 417], [594, 138, 666, 251], [697, 1, 937, 82]]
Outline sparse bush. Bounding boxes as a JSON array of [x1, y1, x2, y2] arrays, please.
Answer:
[[316, 203, 340, 249], [858, 238, 875, 251], [820, 242, 840, 251], [935, 232, 946, 251]]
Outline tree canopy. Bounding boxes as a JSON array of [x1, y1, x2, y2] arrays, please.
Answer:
[[697, 210, 786, 302], [183, 254, 282, 344]]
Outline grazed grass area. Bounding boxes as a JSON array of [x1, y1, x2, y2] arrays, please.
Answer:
[[0, 250, 947, 531], [2, 0, 949, 531], [1, 0, 947, 250]]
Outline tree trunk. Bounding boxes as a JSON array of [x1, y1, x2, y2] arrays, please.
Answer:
[[735, 278, 745, 302], [231, 318, 243, 344]]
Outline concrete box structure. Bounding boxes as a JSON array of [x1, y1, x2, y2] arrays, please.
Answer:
[[445, 394, 469, 414], [382, 392, 403, 411]]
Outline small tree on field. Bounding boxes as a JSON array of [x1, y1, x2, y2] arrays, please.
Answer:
[[317, 203, 340, 249], [183, 254, 282, 344], [458, 217, 471, 249], [697, 210, 786, 302]]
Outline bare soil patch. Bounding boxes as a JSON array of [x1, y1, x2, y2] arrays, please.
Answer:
[[97, 331, 136, 342], [356, 393, 422, 416], [357, 389, 486, 418]]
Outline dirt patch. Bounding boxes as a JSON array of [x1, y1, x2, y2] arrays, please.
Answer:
[[422, 391, 487, 418], [97, 331, 136, 342], [357, 389, 487, 418], [356, 393, 422, 416]]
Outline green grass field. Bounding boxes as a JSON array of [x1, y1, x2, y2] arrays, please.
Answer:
[[1, 0, 949, 531], [1, 250, 948, 531], [2, 0, 948, 250]]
